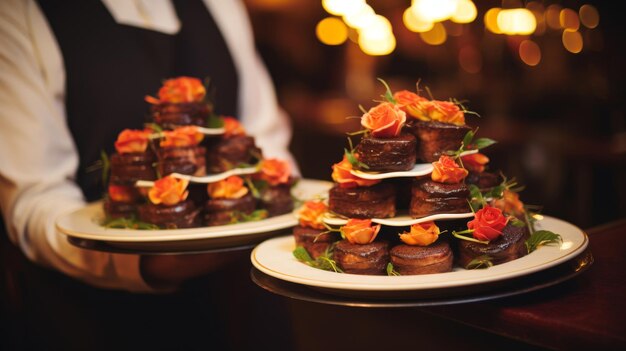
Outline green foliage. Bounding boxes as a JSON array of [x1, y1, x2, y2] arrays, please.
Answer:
[[526, 230, 562, 253]]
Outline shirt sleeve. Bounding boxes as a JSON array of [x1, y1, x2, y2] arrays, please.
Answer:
[[0, 0, 154, 293], [203, 0, 300, 175]]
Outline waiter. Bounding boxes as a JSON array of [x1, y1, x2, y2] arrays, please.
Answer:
[[0, 0, 296, 291]]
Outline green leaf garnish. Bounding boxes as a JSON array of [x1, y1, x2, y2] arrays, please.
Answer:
[[100, 150, 110, 187], [510, 217, 527, 228], [293, 246, 314, 263], [452, 228, 490, 244], [344, 148, 370, 170], [292, 243, 343, 273], [466, 255, 494, 269], [377, 78, 397, 104], [207, 114, 225, 128], [386, 262, 401, 276], [471, 137, 497, 150], [102, 216, 160, 230], [525, 230, 562, 253]]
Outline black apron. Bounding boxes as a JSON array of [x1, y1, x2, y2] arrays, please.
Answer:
[[37, 0, 239, 201]]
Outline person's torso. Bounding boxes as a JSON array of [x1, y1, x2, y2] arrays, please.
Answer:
[[37, 0, 239, 200]]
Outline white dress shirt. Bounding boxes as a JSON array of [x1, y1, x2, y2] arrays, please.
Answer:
[[0, 0, 295, 292]]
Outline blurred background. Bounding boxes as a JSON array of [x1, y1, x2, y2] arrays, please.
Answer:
[[244, 0, 625, 229]]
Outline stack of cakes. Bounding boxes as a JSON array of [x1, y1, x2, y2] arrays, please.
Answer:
[[103, 77, 294, 229]]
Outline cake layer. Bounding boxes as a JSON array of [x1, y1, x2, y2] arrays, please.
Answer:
[[150, 102, 211, 129], [329, 182, 396, 219], [410, 178, 470, 218], [405, 120, 470, 162], [465, 171, 501, 190], [203, 193, 256, 226], [207, 135, 261, 173], [103, 199, 139, 219], [354, 133, 417, 172], [333, 240, 389, 275], [390, 241, 453, 275], [457, 223, 530, 268], [138, 200, 200, 229], [158, 145, 206, 176], [110, 152, 157, 184], [293, 226, 339, 259], [259, 184, 294, 217]]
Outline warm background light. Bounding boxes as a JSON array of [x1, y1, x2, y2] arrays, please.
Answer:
[[451, 0, 477, 24], [316, 17, 348, 45], [519, 40, 541, 66], [562, 29, 583, 53], [485, 8, 502, 34], [358, 32, 396, 56], [322, 0, 364, 16], [411, 0, 458, 23], [579, 4, 600, 29], [545, 4, 562, 30], [560, 8, 580, 31], [403, 7, 434, 33], [497, 8, 537, 35], [343, 4, 374, 29], [419, 22, 447, 45]]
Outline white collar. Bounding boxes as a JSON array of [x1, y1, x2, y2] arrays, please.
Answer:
[[101, 0, 181, 34]]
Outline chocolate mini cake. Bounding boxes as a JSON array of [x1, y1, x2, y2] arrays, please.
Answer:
[[259, 183, 294, 217], [103, 198, 139, 219], [150, 102, 211, 129], [329, 182, 396, 219], [390, 241, 453, 275], [203, 193, 256, 226], [354, 133, 417, 172], [405, 120, 471, 162], [465, 171, 501, 190], [333, 240, 390, 275], [293, 227, 339, 259], [457, 224, 530, 268], [109, 151, 157, 184], [138, 200, 200, 229], [410, 178, 470, 218], [158, 145, 206, 176], [206, 135, 262, 173]]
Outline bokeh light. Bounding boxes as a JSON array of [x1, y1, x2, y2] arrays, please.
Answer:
[[485, 8, 502, 34], [519, 40, 542, 66], [562, 29, 583, 53], [411, 0, 458, 23], [579, 4, 600, 29], [322, 0, 365, 17], [358, 31, 396, 56], [451, 0, 477, 24], [497, 9, 537, 35], [419, 22, 447, 45], [403, 7, 434, 32], [316, 17, 348, 46], [560, 8, 580, 31]]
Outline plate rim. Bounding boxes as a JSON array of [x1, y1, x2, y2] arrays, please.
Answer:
[[250, 215, 589, 292]]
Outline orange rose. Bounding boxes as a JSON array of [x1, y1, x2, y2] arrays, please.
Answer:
[[207, 176, 249, 199], [426, 100, 465, 125], [431, 155, 469, 183], [393, 90, 429, 120], [146, 76, 205, 104], [108, 184, 140, 203], [361, 102, 406, 138], [160, 126, 204, 148], [467, 205, 508, 241], [399, 221, 441, 246], [298, 200, 328, 230], [331, 155, 381, 188], [114, 129, 151, 154], [461, 153, 489, 173], [341, 219, 381, 244], [491, 190, 525, 217], [257, 158, 291, 186], [223, 116, 246, 137], [148, 176, 189, 205]]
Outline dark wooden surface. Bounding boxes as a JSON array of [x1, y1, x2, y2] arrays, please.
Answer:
[[420, 219, 626, 350]]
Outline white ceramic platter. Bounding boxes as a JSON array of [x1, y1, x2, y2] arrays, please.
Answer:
[[251, 216, 588, 293], [56, 179, 332, 250], [322, 211, 475, 227]]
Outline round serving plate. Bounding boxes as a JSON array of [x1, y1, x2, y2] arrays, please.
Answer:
[[251, 216, 589, 301]]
